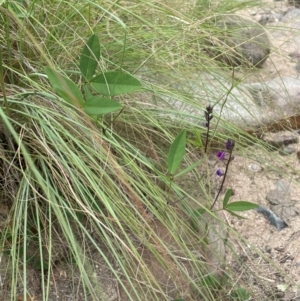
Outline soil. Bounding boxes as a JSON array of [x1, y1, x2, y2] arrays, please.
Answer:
[[222, 143, 300, 301]]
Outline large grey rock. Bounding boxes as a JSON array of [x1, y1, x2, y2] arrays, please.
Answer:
[[142, 72, 300, 129], [154, 73, 268, 128], [245, 76, 300, 116], [280, 7, 300, 29], [211, 16, 270, 67]]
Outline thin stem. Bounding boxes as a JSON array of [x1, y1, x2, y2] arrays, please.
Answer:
[[204, 122, 210, 153], [210, 150, 233, 210]]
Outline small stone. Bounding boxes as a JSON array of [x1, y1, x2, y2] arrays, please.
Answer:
[[252, 253, 259, 258], [266, 189, 290, 206], [279, 145, 297, 155], [280, 254, 294, 263], [275, 246, 285, 252], [265, 245, 272, 253], [248, 162, 263, 172], [262, 131, 299, 148], [275, 291, 285, 298]]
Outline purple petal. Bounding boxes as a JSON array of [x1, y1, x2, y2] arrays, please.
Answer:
[[217, 151, 226, 160], [225, 139, 235, 150], [216, 169, 224, 177]]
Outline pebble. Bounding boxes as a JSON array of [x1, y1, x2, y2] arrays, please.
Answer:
[[279, 145, 297, 155], [265, 245, 272, 253], [248, 162, 263, 172]]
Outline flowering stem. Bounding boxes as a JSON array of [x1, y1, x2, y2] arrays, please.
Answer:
[[204, 105, 213, 153], [210, 150, 233, 210], [204, 123, 210, 153]]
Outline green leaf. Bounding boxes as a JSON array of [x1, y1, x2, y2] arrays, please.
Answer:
[[225, 201, 259, 212], [80, 34, 100, 81], [174, 159, 203, 178], [91, 71, 142, 96], [222, 188, 233, 208], [83, 96, 122, 115], [188, 129, 203, 148], [82, 84, 93, 99], [167, 130, 186, 175], [45, 67, 84, 107]]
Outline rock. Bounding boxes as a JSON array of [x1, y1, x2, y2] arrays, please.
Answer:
[[257, 206, 287, 230], [281, 8, 300, 22], [265, 180, 299, 225], [265, 245, 272, 253], [267, 189, 290, 206], [150, 71, 269, 128], [143, 72, 300, 130], [257, 10, 284, 24], [139, 61, 300, 131], [288, 0, 300, 8], [279, 145, 297, 155], [248, 161, 263, 172], [262, 131, 299, 148], [245, 77, 300, 115], [213, 16, 270, 67]]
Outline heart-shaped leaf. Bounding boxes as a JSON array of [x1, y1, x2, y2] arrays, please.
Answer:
[[80, 34, 100, 81], [45, 67, 84, 107], [167, 130, 186, 175], [83, 96, 122, 115]]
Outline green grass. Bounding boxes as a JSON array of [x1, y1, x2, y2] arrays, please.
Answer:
[[0, 0, 296, 300]]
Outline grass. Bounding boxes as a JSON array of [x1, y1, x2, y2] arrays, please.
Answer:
[[0, 0, 298, 300]]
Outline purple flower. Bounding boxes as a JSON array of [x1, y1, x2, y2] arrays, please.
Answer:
[[216, 169, 224, 177], [225, 139, 235, 151], [217, 151, 226, 160], [206, 105, 213, 114], [204, 105, 213, 123]]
